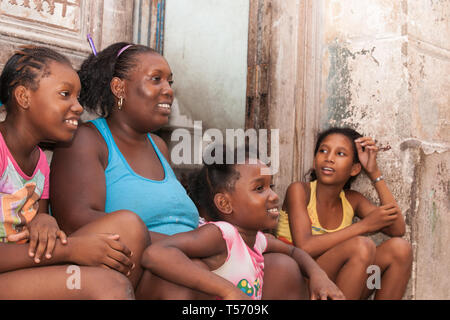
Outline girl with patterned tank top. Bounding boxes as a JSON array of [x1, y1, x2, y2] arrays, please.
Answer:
[[141, 145, 344, 300], [277, 127, 413, 299], [0, 46, 147, 299]]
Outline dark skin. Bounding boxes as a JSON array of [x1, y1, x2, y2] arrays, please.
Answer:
[[51, 53, 173, 243], [51, 52, 314, 299], [142, 161, 345, 300], [0, 61, 137, 299], [51, 52, 204, 299], [283, 134, 413, 299]]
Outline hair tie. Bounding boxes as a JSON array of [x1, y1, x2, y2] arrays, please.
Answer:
[[117, 45, 133, 57]]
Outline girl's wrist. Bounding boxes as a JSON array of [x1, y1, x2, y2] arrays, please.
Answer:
[[368, 169, 382, 182]]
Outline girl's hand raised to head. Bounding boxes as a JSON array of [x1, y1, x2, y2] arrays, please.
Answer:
[[67, 233, 134, 277], [7, 213, 68, 263], [355, 137, 380, 179]]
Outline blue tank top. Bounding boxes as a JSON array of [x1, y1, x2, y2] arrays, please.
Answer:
[[90, 118, 199, 235]]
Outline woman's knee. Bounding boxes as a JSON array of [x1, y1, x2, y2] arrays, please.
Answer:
[[87, 268, 135, 300], [110, 210, 150, 245]]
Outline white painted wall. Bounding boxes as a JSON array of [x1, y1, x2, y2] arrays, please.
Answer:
[[164, 0, 249, 131]]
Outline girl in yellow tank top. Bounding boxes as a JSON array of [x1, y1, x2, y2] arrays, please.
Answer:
[[277, 127, 412, 300], [278, 180, 354, 241]]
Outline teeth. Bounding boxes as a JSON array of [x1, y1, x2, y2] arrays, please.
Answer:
[[65, 119, 78, 126], [158, 104, 171, 109], [323, 167, 334, 171], [267, 208, 278, 213]]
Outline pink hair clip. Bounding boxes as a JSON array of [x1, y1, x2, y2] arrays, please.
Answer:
[[117, 44, 133, 57]]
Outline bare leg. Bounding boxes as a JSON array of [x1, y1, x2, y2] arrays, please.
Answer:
[[0, 265, 134, 300], [361, 237, 413, 300], [315, 236, 376, 299], [262, 252, 309, 300], [70, 210, 150, 288], [135, 258, 213, 300]]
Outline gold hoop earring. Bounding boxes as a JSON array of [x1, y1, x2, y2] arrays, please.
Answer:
[[118, 97, 123, 110]]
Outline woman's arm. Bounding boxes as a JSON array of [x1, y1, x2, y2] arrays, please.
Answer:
[[285, 182, 368, 258], [142, 224, 249, 299], [50, 124, 110, 235]]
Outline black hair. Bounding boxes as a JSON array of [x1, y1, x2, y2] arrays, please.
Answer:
[[309, 127, 363, 190], [77, 42, 160, 117], [188, 144, 257, 221], [0, 45, 72, 112]]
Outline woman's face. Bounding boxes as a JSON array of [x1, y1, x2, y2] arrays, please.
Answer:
[[121, 53, 174, 132]]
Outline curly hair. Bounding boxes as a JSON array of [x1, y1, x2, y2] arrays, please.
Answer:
[[188, 144, 257, 221], [77, 42, 160, 117], [0, 45, 72, 112], [309, 127, 363, 189]]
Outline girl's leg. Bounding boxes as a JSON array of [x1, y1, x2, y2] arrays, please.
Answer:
[[262, 253, 309, 300], [0, 265, 134, 300], [135, 258, 213, 300], [361, 237, 413, 300], [70, 210, 150, 288], [315, 236, 376, 299]]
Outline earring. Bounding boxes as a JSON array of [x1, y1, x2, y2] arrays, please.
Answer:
[[118, 97, 123, 110]]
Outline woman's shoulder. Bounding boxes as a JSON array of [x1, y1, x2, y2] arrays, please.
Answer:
[[149, 133, 170, 162], [54, 121, 108, 164], [73, 122, 106, 148]]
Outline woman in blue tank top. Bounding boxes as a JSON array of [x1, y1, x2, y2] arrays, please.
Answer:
[[50, 43, 200, 298], [50, 42, 308, 300]]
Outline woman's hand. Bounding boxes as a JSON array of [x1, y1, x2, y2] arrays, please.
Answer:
[[309, 271, 346, 300], [355, 137, 380, 179], [7, 213, 68, 263], [67, 233, 134, 276]]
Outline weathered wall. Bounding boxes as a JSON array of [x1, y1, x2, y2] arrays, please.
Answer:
[[164, 0, 249, 131], [0, 0, 135, 158], [319, 0, 450, 299]]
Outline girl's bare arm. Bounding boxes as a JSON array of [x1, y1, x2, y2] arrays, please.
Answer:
[[141, 224, 249, 299], [285, 182, 369, 258], [354, 137, 406, 236]]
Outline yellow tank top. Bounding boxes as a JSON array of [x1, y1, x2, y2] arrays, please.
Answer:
[[277, 181, 354, 243]]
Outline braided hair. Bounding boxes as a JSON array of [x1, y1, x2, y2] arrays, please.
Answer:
[[309, 127, 363, 190], [77, 42, 160, 117], [0, 45, 72, 112]]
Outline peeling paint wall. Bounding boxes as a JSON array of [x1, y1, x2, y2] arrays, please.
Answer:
[[319, 0, 450, 299]]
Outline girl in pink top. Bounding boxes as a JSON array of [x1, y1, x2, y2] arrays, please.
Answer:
[[0, 46, 150, 299], [142, 145, 345, 300]]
